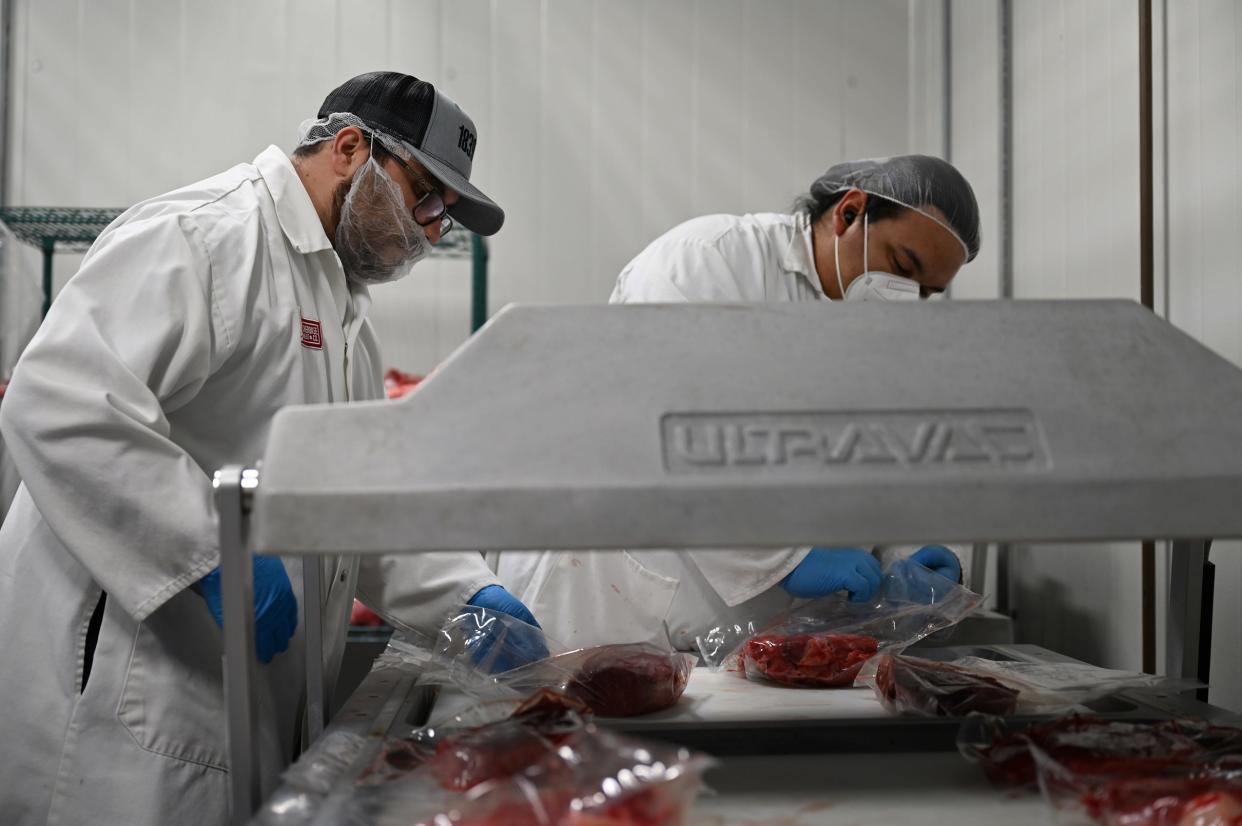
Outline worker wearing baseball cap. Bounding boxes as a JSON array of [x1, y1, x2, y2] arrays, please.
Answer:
[[0, 71, 535, 826]]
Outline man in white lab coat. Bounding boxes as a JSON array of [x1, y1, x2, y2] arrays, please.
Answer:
[[495, 155, 982, 651], [0, 71, 540, 826]]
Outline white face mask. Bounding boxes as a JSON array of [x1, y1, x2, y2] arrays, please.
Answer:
[[335, 154, 433, 286], [833, 214, 923, 302]]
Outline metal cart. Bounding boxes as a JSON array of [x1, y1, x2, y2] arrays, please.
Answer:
[[216, 299, 1236, 824]]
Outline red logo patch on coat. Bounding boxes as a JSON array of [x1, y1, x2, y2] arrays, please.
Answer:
[[300, 317, 323, 350]]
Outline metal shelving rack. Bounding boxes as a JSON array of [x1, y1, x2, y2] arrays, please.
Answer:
[[0, 207, 489, 327], [217, 299, 1239, 824], [0, 207, 124, 316]]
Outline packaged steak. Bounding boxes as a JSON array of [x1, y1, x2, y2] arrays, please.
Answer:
[[741, 632, 879, 687], [699, 557, 982, 688], [872, 653, 1020, 716]]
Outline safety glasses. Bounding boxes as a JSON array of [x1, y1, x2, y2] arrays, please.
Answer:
[[392, 154, 454, 236]]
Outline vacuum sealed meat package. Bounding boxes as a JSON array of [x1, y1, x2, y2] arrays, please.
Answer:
[[865, 654, 1198, 719], [959, 715, 1242, 790], [427, 689, 591, 791], [345, 689, 712, 826], [698, 558, 982, 687], [871, 653, 1020, 716], [1071, 774, 1242, 826], [741, 632, 878, 687], [561, 644, 695, 717], [433, 607, 695, 718], [1015, 717, 1242, 825]]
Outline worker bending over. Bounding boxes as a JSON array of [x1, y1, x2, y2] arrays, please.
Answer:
[[495, 155, 981, 651], [0, 71, 541, 826]]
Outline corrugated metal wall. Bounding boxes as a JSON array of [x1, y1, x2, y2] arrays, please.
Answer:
[[933, 0, 1242, 708], [4, 0, 912, 373]]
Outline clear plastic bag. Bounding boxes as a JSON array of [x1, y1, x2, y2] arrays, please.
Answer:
[[371, 633, 437, 674], [870, 653, 1021, 717], [434, 605, 561, 681], [344, 690, 712, 826], [1044, 769, 1242, 825], [865, 654, 1201, 718], [434, 607, 696, 717], [252, 731, 372, 825], [1026, 722, 1242, 825], [958, 715, 1242, 791], [961, 658, 1201, 716], [697, 558, 982, 687], [491, 643, 696, 718]]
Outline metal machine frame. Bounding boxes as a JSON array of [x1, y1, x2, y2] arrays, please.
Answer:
[[214, 300, 1242, 825]]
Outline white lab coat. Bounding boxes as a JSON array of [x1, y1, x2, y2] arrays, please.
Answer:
[[494, 212, 953, 651], [0, 146, 498, 826], [0, 222, 43, 519]]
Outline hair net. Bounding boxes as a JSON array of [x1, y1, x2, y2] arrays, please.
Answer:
[[809, 155, 981, 263], [296, 112, 416, 166]]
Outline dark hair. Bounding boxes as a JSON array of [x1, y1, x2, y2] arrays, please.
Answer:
[[795, 155, 981, 262], [795, 188, 905, 226]]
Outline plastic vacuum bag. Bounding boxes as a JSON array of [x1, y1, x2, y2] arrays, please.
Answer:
[[865, 654, 1200, 718], [871, 653, 1021, 716], [434, 607, 696, 717], [958, 715, 1242, 791], [697, 558, 982, 687], [1027, 722, 1242, 825], [1047, 771, 1242, 825], [345, 690, 712, 826], [492, 643, 696, 718]]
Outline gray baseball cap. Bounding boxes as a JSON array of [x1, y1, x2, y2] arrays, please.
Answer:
[[317, 71, 504, 236]]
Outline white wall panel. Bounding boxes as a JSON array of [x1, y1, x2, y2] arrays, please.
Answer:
[[1165, 0, 1242, 712], [540, 0, 596, 303], [6, 0, 912, 372], [946, 2, 1000, 300], [791, 0, 847, 194], [691, 0, 744, 217], [485, 0, 540, 315], [741, 0, 796, 212], [593, 2, 648, 293], [1002, 0, 1145, 673], [911, 0, 1242, 700]]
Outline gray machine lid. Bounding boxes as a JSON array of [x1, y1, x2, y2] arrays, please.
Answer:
[[250, 300, 1242, 553]]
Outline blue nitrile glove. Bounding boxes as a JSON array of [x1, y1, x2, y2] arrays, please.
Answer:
[[194, 556, 299, 664], [466, 585, 549, 673], [910, 545, 963, 584], [780, 547, 883, 603]]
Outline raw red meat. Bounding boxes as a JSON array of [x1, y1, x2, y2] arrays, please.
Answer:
[[362, 690, 707, 826], [741, 632, 878, 687], [874, 654, 1020, 717], [448, 721, 703, 826], [383, 367, 423, 400], [565, 646, 692, 717], [361, 737, 434, 781], [1081, 777, 1242, 825], [512, 687, 594, 721], [456, 778, 698, 826], [429, 689, 589, 791], [970, 717, 1242, 789], [349, 599, 385, 627]]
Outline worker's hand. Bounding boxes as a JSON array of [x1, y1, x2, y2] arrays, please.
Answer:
[[910, 545, 962, 584], [465, 585, 548, 673], [780, 547, 883, 603], [468, 584, 541, 627], [193, 556, 299, 664]]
